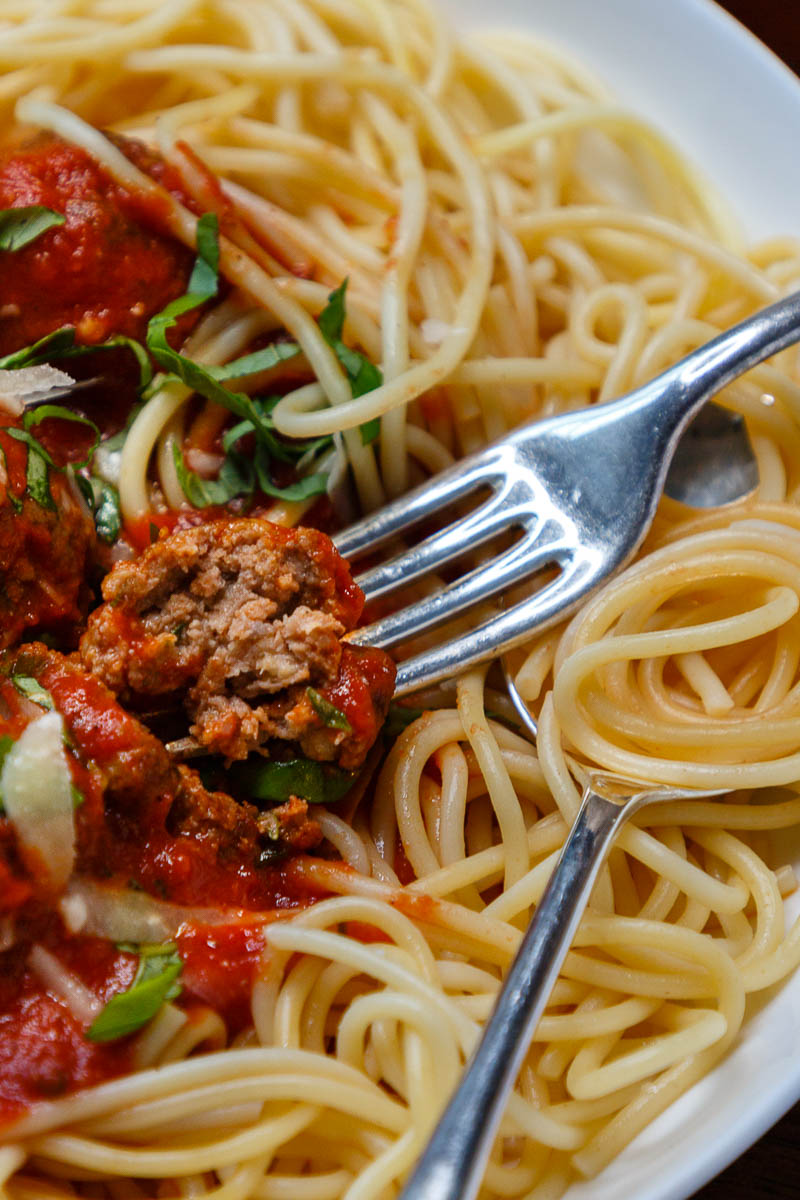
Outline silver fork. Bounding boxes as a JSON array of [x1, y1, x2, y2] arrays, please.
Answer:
[[338, 289, 800, 693], [396, 771, 733, 1200]]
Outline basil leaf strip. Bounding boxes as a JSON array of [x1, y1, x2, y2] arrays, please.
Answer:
[[0, 446, 21, 514], [317, 281, 383, 443], [188, 212, 220, 297], [0, 206, 64, 252], [307, 687, 351, 731], [3, 429, 57, 509], [3, 408, 101, 509], [146, 214, 279, 434], [172, 442, 253, 508], [79, 475, 122, 543], [0, 734, 15, 813], [0, 327, 152, 390], [253, 447, 329, 502], [209, 340, 301, 382], [383, 703, 424, 737], [0, 328, 81, 370], [228, 757, 356, 806], [24, 405, 101, 469], [87, 944, 183, 1043], [12, 675, 55, 710]]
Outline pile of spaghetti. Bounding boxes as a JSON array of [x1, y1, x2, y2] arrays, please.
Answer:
[[2, 1, 800, 1198]]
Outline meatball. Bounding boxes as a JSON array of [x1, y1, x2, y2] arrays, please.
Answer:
[[0, 645, 323, 925], [0, 422, 95, 650], [0, 135, 194, 356], [80, 518, 396, 765]]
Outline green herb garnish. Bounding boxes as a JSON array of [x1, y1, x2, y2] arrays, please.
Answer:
[[0, 206, 64, 252], [383, 703, 425, 737], [318, 280, 383, 444], [0, 734, 15, 813], [228, 757, 356, 806], [87, 943, 183, 1043], [12, 675, 55, 710], [307, 687, 351, 731]]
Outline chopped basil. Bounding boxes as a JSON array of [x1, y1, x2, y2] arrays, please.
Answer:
[[77, 475, 122, 543], [71, 783, 85, 809], [26, 446, 54, 508], [209, 340, 301, 383], [12, 675, 55, 710], [150, 268, 383, 510], [317, 281, 383, 442], [3, 407, 101, 511], [0, 328, 76, 370], [254, 459, 329, 502], [0, 734, 14, 813], [317, 280, 346, 343], [228, 757, 356, 806], [0, 206, 64, 252], [307, 687, 351, 731], [172, 441, 253, 508], [359, 417, 380, 445], [0, 327, 152, 390], [188, 212, 220, 297], [87, 943, 183, 1043], [173, 415, 329, 509], [222, 396, 331, 467], [384, 703, 424, 737], [146, 214, 275, 437], [0, 446, 21, 514], [3, 427, 57, 509], [24, 404, 101, 469]]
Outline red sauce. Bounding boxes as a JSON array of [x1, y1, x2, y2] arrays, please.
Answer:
[[322, 644, 397, 767], [0, 424, 95, 651], [0, 935, 135, 1124], [177, 922, 267, 1032], [107, 829, 320, 911], [42, 656, 157, 767], [0, 136, 193, 356]]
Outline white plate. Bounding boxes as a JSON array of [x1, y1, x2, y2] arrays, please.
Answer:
[[441, 1, 800, 1196]]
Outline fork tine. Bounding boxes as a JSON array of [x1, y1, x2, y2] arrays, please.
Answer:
[[389, 557, 600, 696], [348, 528, 568, 650], [355, 497, 514, 602], [333, 447, 504, 561]]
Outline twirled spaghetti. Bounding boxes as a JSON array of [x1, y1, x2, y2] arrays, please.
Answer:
[[1, 2, 800, 1199]]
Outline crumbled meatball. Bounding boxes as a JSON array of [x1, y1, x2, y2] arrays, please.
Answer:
[[0, 645, 324, 923], [257, 795, 322, 856], [80, 518, 396, 765]]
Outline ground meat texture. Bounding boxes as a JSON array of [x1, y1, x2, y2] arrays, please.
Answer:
[[0, 135, 194, 357], [0, 646, 323, 921], [0, 423, 95, 650], [80, 518, 396, 765]]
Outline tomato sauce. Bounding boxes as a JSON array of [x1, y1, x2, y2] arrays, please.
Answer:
[[0, 424, 95, 651], [0, 935, 136, 1123], [0, 137, 194, 357], [177, 922, 267, 1032], [321, 644, 397, 768]]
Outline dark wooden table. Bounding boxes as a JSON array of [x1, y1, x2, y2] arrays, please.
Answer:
[[690, 5, 799, 1197]]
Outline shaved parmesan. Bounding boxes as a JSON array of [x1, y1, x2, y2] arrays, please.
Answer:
[[60, 878, 255, 943], [29, 943, 100, 1024], [1, 711, 75, 891], [0, 365, 75, 417]]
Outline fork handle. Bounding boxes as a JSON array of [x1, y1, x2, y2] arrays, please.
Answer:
[[397, 786, 635, 1200], [638, 287, 800, 429]]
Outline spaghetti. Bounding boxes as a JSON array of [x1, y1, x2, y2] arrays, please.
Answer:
[[1, 1, 800, 1198]]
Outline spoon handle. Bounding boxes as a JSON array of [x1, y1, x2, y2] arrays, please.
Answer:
[[397, 783, 636, 1200]]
